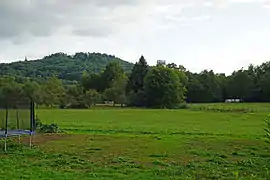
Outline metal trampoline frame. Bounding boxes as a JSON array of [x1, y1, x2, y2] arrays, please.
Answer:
[[0, 100, 35, 151]]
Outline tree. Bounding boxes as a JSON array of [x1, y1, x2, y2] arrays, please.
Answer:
[[167, 63, 188, 90], [127, 56, 148, 93], [85, 89, 101, 107], [186, 73, 205, 103], [104, 73, 128, 106], [63, 85, 86, 108], [22, 80, 40, 101], [259, 71, 270, 102], [226, 70, 253, 101], [103, 88, 117, 106], [201, 70, 222, 102], [102, 62, 125, 91], [0, 78, 23, 105], [41, 76, 65, 107], [167, 63, 178, 69], [126, 56, 149, 106], [81, 72, 103, 92], [186, 71, 223, 103], [144, 66, 186, 108]]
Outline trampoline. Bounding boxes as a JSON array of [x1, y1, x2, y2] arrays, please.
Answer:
[[0, 130, 32, 137], [0, 97, 36, 151]]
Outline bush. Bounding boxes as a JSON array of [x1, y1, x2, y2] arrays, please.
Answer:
[[35, 116, 43, 129], [40, 123, 59, 133], [35, 117, 60, 133], [66, 103, 88, 109], [177, 103, 189, 109]]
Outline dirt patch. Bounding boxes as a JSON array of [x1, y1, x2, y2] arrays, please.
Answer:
[[20, 133, 72, 146]]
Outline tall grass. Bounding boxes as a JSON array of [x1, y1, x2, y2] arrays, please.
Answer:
[[189, 103, 270, 113]]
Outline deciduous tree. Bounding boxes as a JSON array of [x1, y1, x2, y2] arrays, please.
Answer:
[[144, 66, 186, 108]]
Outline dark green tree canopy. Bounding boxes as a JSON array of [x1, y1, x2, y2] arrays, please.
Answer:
[[144, 66, 186, 108], [126, 55, 149, 93], [187, 70, 223, 103], [0, 52, 133, 83], [226, 70, 253, 100], [102, 62, 125, 89]]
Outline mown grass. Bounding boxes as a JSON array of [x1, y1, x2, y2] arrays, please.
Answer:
[[38, 108, 266, 137], [0, 103, 269, 179]]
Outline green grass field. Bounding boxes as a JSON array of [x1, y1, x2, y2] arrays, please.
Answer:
[[0, 103, 269, 179]]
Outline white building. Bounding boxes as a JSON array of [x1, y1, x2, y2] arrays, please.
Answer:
[[225, 99, 242, 103]]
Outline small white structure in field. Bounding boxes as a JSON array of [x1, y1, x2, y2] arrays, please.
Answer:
[[104, 101, 114, 105], [225, 99, 241, 103]]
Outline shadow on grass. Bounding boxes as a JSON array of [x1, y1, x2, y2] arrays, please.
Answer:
[[63, 128, 263, 139]]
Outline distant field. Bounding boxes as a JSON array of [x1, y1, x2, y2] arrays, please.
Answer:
[[0, 103, 269, 179], [189, 103, 270, 113]]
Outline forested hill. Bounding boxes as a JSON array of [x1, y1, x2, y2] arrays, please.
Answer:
[[0, 52, 133, 82]]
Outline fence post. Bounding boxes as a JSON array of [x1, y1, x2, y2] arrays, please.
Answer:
[[4, 134, 7, 152], [4, 106, 8, 152]]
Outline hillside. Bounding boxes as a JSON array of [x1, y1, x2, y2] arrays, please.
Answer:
[[0, 52, 133, 82]]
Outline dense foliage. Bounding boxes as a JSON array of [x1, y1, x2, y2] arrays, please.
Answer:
[[0, 52, 133, 82], [187, 62, 270, 103], [1, 52, 270, 109], [126, 56, 149, 107], [144, 66, 186, 108]]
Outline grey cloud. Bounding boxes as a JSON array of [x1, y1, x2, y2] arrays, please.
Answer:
[[3, 0, 251, 42], [0, 1, 64, 40], [90, 0, 139, 7], [0, 0, 143, 42], [73, 27, 114, 37]]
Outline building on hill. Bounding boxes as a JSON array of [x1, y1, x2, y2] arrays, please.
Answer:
[[157, 60, 166, 66]]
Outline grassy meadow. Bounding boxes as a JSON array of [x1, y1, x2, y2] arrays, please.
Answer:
[[0, 103, 269, 179]]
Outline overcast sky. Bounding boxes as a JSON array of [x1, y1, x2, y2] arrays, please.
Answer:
[[0, 0, 269, 74]]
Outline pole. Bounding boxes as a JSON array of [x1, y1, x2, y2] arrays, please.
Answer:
[[32, 101, 35, 131], [1, 118, 4, 130], [30, 100, 34, 133], [5, 107, 8, 135], [29, 132, 32, 148], [16, 110, 19, 130], [30, 99, 35, 148], [4, 107, 8, 152], [17, 109, 21, 145], [4, 134, 7, 152], [30, 100, 33, 148]]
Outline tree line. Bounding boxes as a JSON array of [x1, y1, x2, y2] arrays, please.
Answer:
[[0, 52, 133, 83], [1, 56, 270, 109]]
